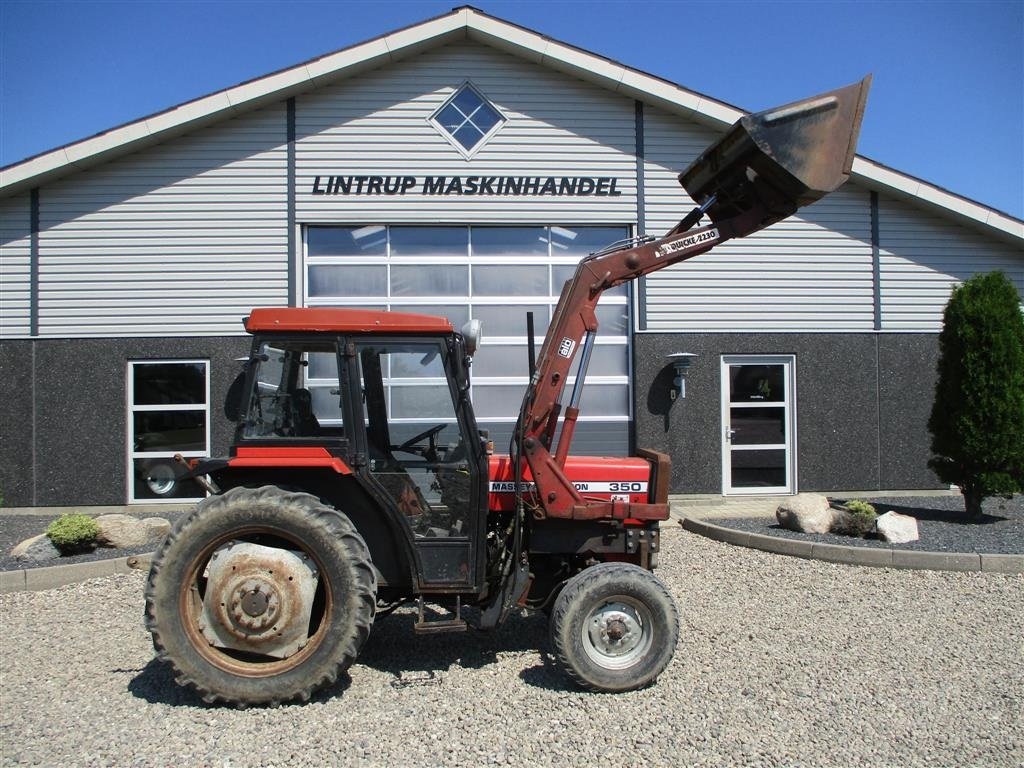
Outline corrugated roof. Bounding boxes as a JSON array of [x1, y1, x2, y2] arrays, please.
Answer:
[[1, 5, 1020, 243]]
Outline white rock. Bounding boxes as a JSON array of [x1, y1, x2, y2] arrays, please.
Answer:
[[876, 511, 920, 544], [775, 494, 835, 534], [11, 534, 62, 563], [94, 514, 149, 548]]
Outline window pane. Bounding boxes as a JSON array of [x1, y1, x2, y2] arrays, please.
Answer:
[[471, 227, 548, 257], [568, 345, 629, 378], [133, 458, 206, 501], [471, 384, 527, 418], [482, 420, 628, 457], [730, 365, 785, 403], [132, 363, 206, 405], [390, 304, 469, 328], [452, 87, 483, 116], [391, 264, 468, 297], [391, 384, 455, 418], [389, 227, 467, 258], [243, 341, 343, 440], [472, 344, 531, 378], [579, 384, 629, 416], [307, 225, 386, 257], [454, 125, 482, 150], [435, 104, 465, 133], [730, 407, 785, 445], [470, 105, 501, 134], [308, 265, 387, 297], [595, 303, 629, 335], [731, 449, 786, 488], [389, 346, 447, 379], [550, 226, 629, 256], [471, 304, 548, 337], [310, 386, 343, 421], [256, 345, 285, 391], [472, 265, 549, 297], [133, 411, 206, 453], [306, 351, 338, 380]]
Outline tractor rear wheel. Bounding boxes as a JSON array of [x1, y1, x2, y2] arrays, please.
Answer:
[[144, 485, 376, 707], [549, 562, 678, 692]]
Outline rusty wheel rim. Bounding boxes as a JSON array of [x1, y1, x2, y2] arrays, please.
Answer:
[[177, 525, 334, 678]]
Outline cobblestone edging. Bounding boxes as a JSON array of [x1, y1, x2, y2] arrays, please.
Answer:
[[679, 514, 1024, 574]]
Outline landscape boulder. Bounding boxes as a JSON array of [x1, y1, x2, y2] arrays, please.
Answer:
[[11, 534, 62, 563], [876, 511, 920, 544], [94, 514, 166, 548], [140, 517, 172, 543], [776, 494, 835, 534]]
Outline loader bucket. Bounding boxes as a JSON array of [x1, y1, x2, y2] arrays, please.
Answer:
[[679, 76, 871, 236]]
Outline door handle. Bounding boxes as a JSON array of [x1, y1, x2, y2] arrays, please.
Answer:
[[725, 428, 737, 442]]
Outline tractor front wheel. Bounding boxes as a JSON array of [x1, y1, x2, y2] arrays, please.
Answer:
[[549, 563, 679, 692], [144, 486, 376, 707]]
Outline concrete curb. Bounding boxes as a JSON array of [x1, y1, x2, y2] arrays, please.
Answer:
[[0, 553, 153, 594], [679, 514, 1024, 574]]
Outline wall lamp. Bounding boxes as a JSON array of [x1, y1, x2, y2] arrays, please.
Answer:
[[667, 352, 697, 400]]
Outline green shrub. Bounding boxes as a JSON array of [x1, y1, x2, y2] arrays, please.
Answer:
[[928, 271, 1024, 518], [844, 499, 876, 517], [832, 499, 877, 538], [45, 514, 100, 554]]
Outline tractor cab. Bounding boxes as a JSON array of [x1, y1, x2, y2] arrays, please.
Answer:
[[217, 308, 491, 594]]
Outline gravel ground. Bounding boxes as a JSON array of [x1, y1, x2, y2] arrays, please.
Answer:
[[2, 526, 1021, 768], [716, 495, 1024, 554]]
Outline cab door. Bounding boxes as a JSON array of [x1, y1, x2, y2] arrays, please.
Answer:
[[349, 337, 487, 591]]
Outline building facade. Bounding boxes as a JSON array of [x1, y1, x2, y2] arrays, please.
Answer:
[[1, 7, 1022, 507]]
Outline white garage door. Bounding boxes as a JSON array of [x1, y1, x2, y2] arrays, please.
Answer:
[[304, 225, 632, 455]]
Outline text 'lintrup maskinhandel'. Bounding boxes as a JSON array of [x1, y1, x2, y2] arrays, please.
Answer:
[[311, 175, 623, 196]]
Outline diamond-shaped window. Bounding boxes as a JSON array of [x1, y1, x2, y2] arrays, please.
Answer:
[[430, 83, 505, 156]]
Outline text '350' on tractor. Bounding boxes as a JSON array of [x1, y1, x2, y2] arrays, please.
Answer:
[[144, 77, 870, 707]]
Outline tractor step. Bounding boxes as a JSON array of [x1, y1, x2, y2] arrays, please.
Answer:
[[413, 596, 468, 635]]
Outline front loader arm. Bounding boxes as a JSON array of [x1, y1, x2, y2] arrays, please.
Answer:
[[519, 210, 763, 520], [515, 76, 871, 521]]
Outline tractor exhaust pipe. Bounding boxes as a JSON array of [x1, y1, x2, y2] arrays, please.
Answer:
[[676, 76, 871, 238]]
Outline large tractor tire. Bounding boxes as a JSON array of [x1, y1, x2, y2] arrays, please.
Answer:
[[549, 562, 679, 692], [144, 486, 376, 707]]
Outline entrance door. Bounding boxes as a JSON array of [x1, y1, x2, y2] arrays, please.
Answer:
[[721, 356, 796, 494]]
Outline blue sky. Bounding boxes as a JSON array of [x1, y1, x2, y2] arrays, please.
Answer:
[[2, 0, 1021, 219]]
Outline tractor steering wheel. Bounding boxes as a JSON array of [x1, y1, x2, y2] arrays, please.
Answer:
[[396, 424, 447, 455]]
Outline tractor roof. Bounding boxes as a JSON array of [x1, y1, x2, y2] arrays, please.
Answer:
[[244, 307, 454, 334]]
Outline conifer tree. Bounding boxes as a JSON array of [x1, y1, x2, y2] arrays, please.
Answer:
[[928, 271, 1024, 518]]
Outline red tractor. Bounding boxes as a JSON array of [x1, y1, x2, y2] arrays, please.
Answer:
[[145, 79, 870, 706]]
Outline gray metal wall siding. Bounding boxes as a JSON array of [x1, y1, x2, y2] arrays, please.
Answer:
[[640, 106, 877, 333], [878, 195, 1024, 331], [640, 106, 717, 236], [0, 194, 32, 337], [34, 106, 288, 337], [296, 43, 637, 223]]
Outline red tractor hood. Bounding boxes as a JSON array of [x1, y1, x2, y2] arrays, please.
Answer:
[[489, 455, 653, 513]]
